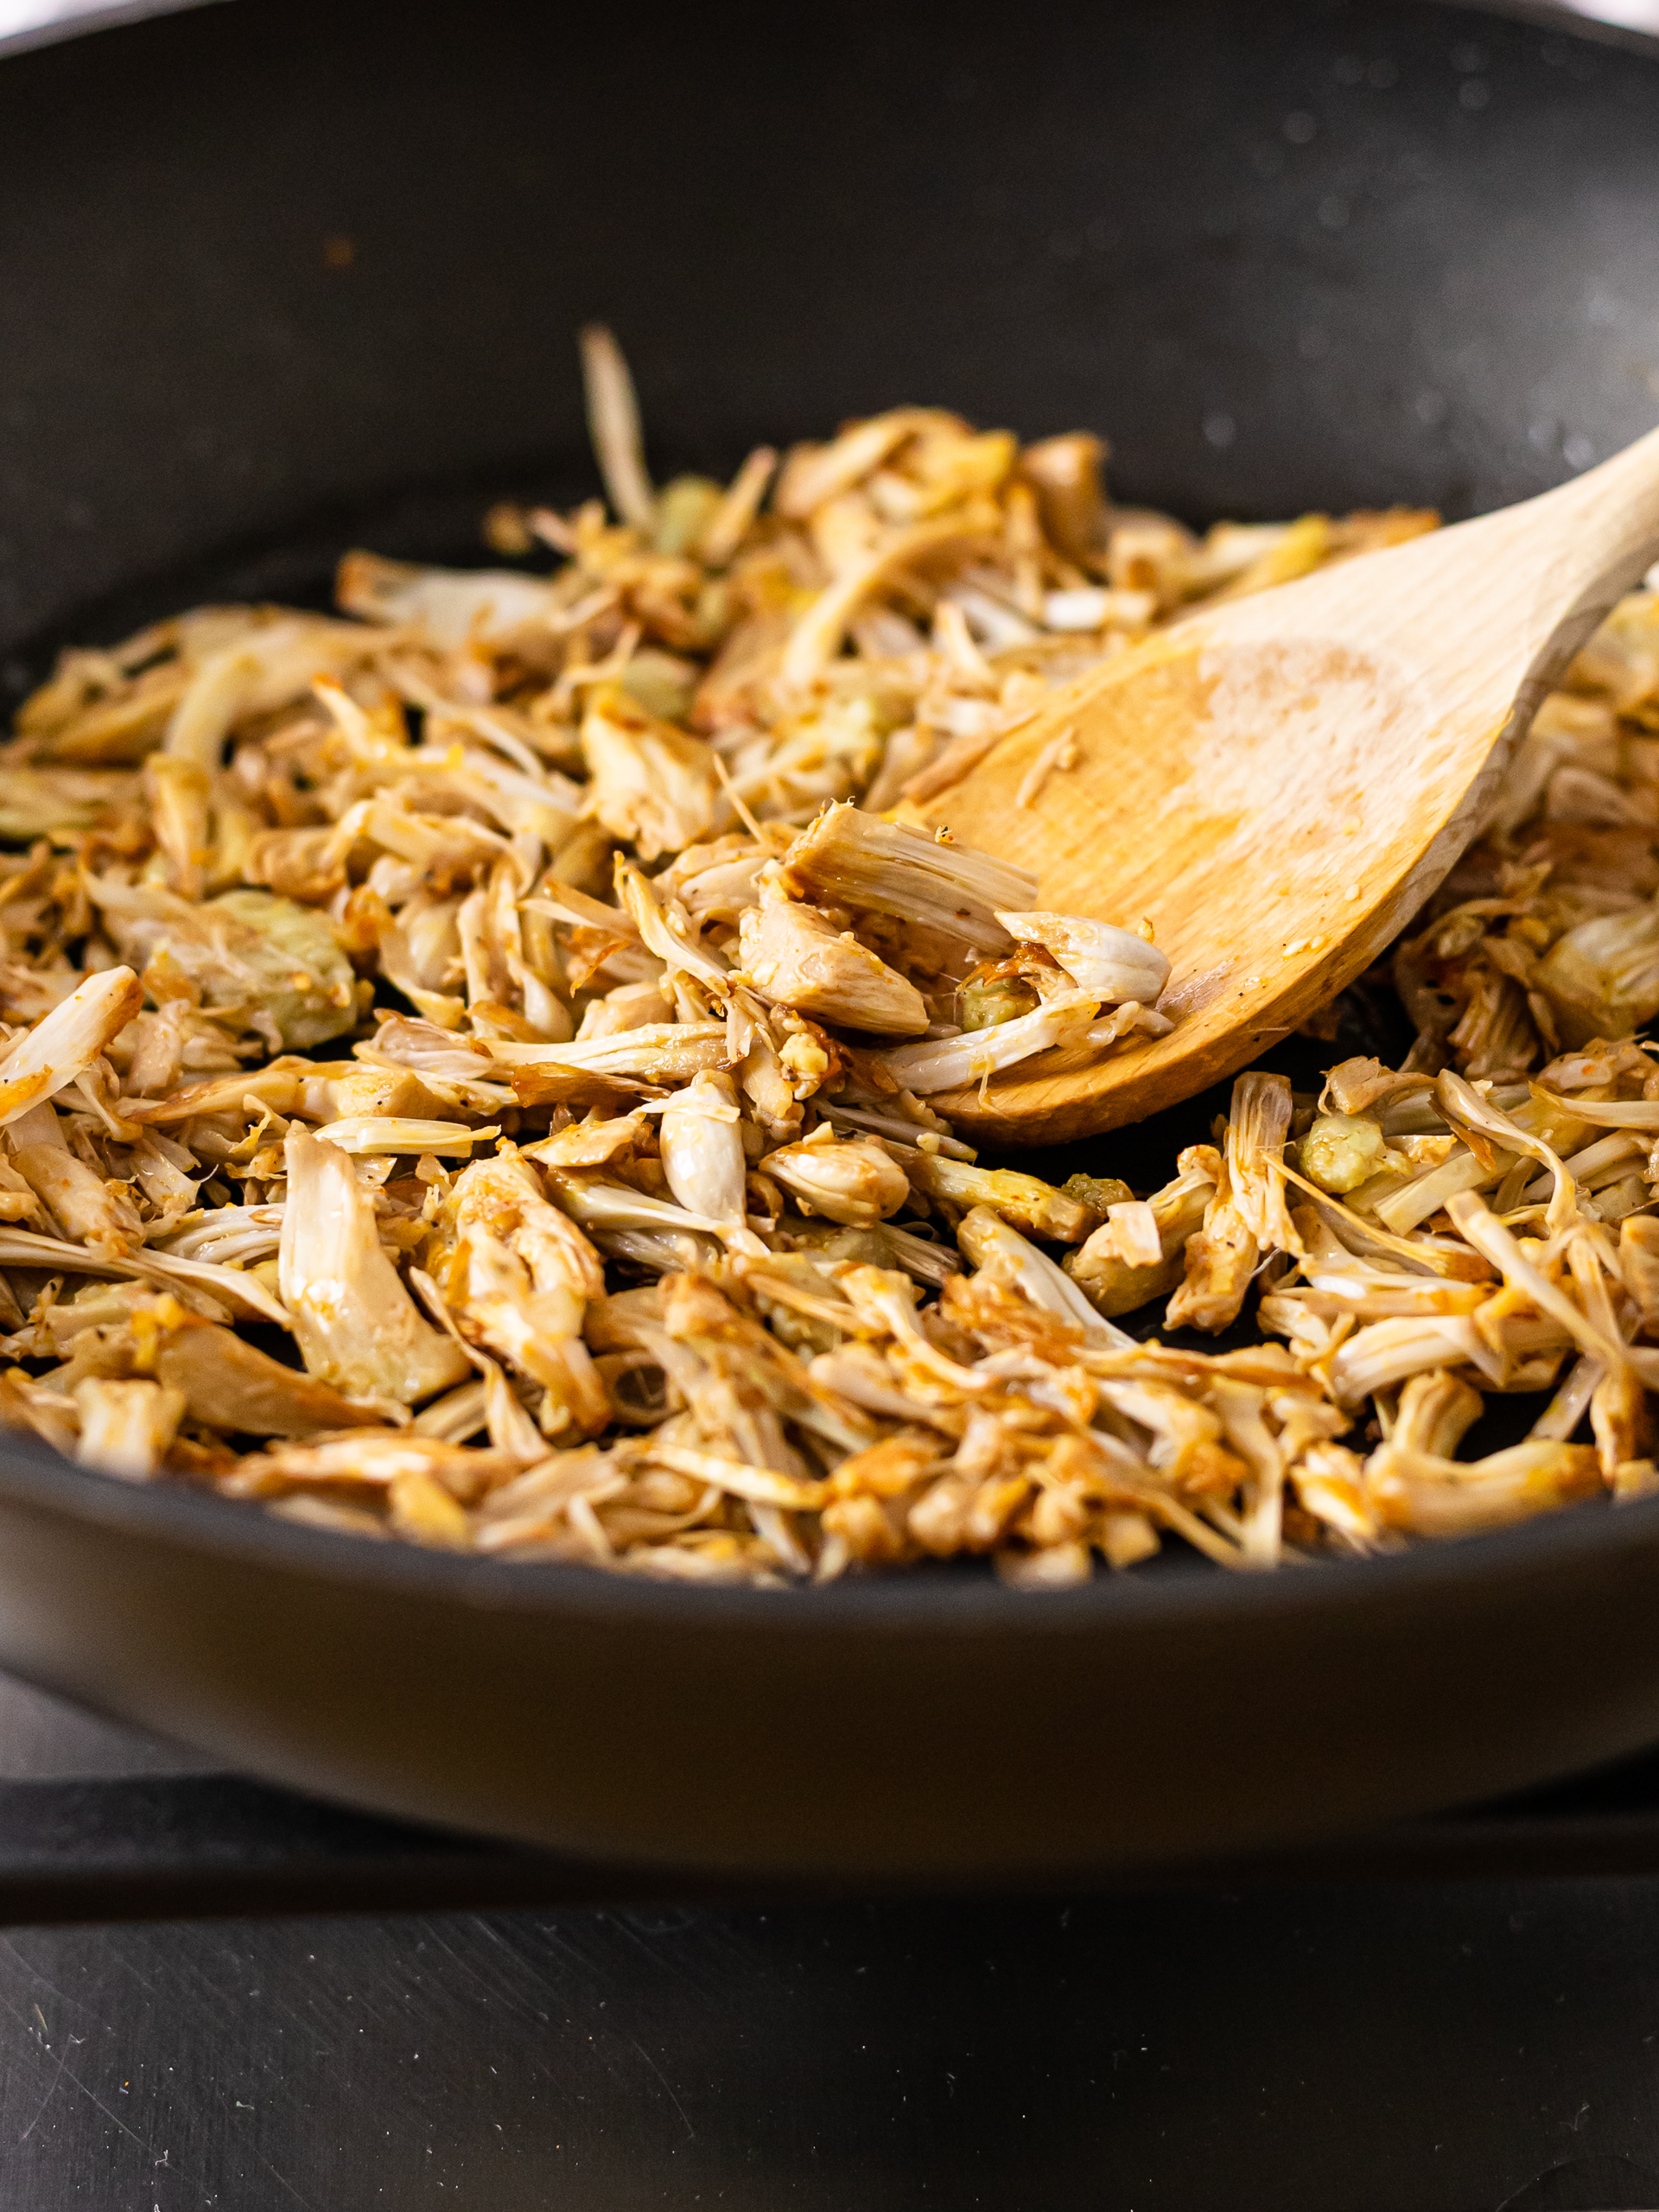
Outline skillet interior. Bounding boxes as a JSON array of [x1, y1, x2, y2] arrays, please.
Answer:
[[0, 0, 1657, 1877]]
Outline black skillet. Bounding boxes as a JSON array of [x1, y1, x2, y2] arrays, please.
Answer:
[[0, 0, 1657, 1882]]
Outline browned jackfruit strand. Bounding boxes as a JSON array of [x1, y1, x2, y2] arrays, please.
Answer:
[[0, 319, 1654, 1584]]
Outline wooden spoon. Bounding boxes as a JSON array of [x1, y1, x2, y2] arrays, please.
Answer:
[[920, 426, 1659, 1145]]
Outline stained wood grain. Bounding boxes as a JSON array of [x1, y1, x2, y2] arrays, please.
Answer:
[[924, 425, 1659, 1142]]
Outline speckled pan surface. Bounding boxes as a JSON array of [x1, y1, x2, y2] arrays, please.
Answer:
[[1, 0, 1658, 1876]]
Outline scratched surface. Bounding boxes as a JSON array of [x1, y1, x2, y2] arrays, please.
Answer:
[[0, 1888, 1653, 2207], [0, 1681, 1657, 2207]]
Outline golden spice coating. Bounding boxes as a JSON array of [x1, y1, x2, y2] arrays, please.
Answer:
[[0, 328, 1656, 1583]]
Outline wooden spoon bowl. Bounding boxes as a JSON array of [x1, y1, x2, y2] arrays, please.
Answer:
[[922, 427, 1659, 1144]]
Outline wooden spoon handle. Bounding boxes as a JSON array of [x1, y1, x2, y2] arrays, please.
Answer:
[[1178, 422, 1659, 802], [1454, 419, 1659, 678], [1207, 423, 1659, 692]]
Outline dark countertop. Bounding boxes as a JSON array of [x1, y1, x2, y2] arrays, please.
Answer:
[[0, 1675, 1653, 2208], [3, 1868, 1659, 2208]]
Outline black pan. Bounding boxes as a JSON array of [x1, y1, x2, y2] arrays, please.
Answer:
[[0, 0, 1657, 1883]]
